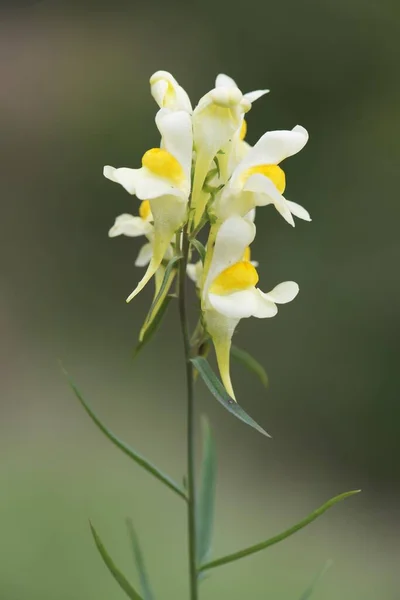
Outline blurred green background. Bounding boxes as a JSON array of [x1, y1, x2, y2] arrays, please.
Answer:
[[1, 0, 399, 598]]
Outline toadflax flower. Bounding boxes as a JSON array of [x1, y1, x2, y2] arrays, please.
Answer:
[[191, 74, 269, 226], [150, 70, 192, 113], [108, 200, 155, 267], [215, 125, 311, 226], [104, 107, 193, 301], [201, 215, 299, 398]]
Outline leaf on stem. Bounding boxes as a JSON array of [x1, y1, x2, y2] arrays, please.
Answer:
[[145, 255, 181, 325], [190, 356, 270, 437], [196, 417, 217, 565], [90, 522, 144, 600], [190, 238, 206, 264], [299, 559, 333, 600], [231, 345, 269, 389], [62, 368, 187, 500], [126, 519, 155, 600], [200, 490, 360, 571], [134, 294, 173, 358]]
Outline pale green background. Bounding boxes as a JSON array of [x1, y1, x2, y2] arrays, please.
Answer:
[[1, 0, 399, 598]]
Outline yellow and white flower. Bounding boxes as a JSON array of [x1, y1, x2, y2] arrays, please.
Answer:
[[216, 125, 310, 225], [150, 71, 192, 113], [202, 215, 299, 398], [191, 74, 268, 226], [108, 200, 174, 267], [104, 107, 193, 301]]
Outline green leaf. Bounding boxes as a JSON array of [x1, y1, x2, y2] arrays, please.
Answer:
[[190, 238, 206, 264], [145, 255, 181, 325], [134, 294, 172, 358], [299, 559, 333, 600], [126, 519, 155, 600], [62, 368, 187, 501], [200, 490, 360, 571], [231, 345, 269, 389], [196, 417, 217, 565], [89, 522, 143, 600], [190, 356, 269, 437]]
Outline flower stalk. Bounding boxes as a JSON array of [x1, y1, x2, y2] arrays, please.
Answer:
[[178, 224, 199, 600]]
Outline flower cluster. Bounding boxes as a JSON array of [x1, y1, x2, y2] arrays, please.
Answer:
[[104, 71, 310, 399]]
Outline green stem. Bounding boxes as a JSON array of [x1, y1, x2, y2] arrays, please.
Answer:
[[178, 227, 198, 600]]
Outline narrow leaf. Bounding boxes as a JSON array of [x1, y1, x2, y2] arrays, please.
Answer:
[[190, 238, 206, 264], [231, 345, 269, 389], [63, 368, 187, 500], [134, 294, 172, 358], [190, 356, 269, 437], [145, 255, 181, 324], [200, 490, 360, 571], [126, 519, 154, 600], [196, 417, 217, 565], [299, 559, 333, 600], [90, 522, 143, 600]]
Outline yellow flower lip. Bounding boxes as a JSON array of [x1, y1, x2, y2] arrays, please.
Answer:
[[243, 163, 286, 194], [210, 261, 259, 295], [139, 200, 152, 221], [142, 148, 184, 184]]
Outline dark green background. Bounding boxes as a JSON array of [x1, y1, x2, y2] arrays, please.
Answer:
[[1, 0, 399, 598]]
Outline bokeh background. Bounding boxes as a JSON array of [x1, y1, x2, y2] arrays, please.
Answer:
[[1, 0, 399, 598]]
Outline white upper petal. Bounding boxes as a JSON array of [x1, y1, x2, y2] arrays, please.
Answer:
[[208, 287, 278, 319], [286, 199, 311, 221], [233, 125, 309, 177], [135, 242, 153, 267], [215, 73, 238, 88], [155, 108, 193, 183], [263, 281, 299, 304], [150, 70, 192, 112], [244, 89, 270, 103], [204, 216, 256, 298], [108, 214, 152, 238]]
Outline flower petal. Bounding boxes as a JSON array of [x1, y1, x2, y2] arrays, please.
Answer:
[[233, 125, 309, 176], [286, 199, 312, 221], [135, 242, 153, 267], [108, 214, 152, 238], [244, 173, 295, 226], [103, 165, 184, 200], [150, 71, 192, 112], [155, 108, 193, 184], [215, 73, 238, 88], [244, 89, 270, 103], [263, 281, 299, 304], [209, 288, 278, 319], [126, 195, 186, 302]]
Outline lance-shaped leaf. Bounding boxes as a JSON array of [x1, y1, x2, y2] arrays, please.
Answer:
[[299, 559, 333, 600], [200, 490, 360, 571], [63, 369, 187, 500], [231, 345, 269, 389], [134, 294, 173, 358], [126, 519, 154, 600], [145, 255, 181, 325], [190, 356, 269, 437], [196, 417, 217, 565], [90, 522, 143, 600], [190, 238, 206, 264]]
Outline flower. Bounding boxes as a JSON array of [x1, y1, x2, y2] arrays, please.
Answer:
[[104, 108, 193, 301], [191, 74, 269, 226], [215, 125, 311, 225], [201, 215, 299, 398]]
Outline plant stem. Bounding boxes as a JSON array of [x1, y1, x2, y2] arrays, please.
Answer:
[[178, 227, 198, 600]]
